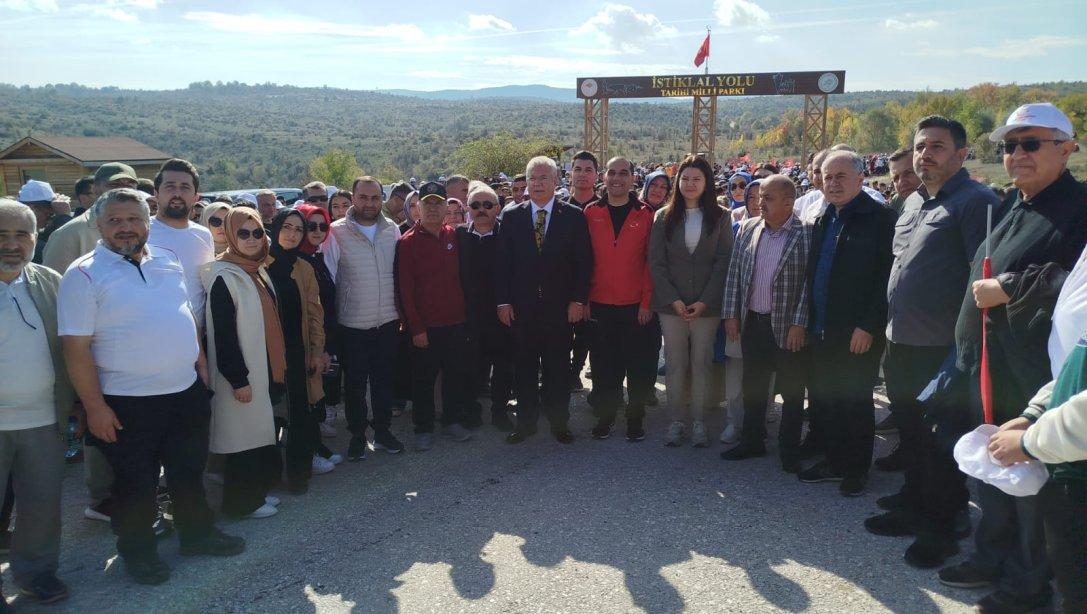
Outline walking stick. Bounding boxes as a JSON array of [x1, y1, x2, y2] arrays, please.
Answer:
[[980, 204, 994, 425]]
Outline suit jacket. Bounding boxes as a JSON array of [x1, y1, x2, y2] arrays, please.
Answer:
[[648, 206, 732, 317], [807, 190, 897, 339], [722, 214, 812, 348], [495, 200, 592, 322], [457, 222, 501, 325]]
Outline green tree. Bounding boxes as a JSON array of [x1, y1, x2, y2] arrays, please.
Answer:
[[453, 133, 562, 178], [855, 107, 901, 152], [309, 149, 363, 189]]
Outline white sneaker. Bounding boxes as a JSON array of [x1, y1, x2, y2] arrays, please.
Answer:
[[83, 505, 110, 522], [319, 422, 337, 438], [326, 453, 343, 465], [265, 495, 281, 507], [245, 503, 278, 519], [311, 455, 335, 475], [692, 421, 709, 448], [720, 423, 739, 445], [664, 421, 685, 447]]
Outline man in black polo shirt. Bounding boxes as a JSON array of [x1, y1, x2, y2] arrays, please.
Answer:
[[863, 116, 1001, 568], [939, 103, 1087, 613]]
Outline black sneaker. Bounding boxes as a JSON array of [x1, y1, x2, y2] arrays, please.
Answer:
[[123, 553, 171, 585], [839, 475, 867, 497], [347, 435, 367, 462], [875, 446, 904, 472], [591, 421, 613, 440], [19, 572, 69, 604], [554, 430, 575, 444], [904, 535, 959, 569], [975, 590, 1051, 613], [372, 431, 405, 454], [720, 445, 767, 461], [874, 413, 898, 434], [569, 374, 585, 393], [626, 423, 645, 442], [798, 461, 842, 483], [937, 561, 998, 589], [179, 528, 246, 557], [864, 511, 918, 536]]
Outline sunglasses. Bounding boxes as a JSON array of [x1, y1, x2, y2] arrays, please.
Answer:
[[207, 216, 225, 227], [237, 228, 265, 240], [469, 201, 496, 210], [305, 195, 329, 203], [306, 222, 330, 232], [998, 139, 1065, 155]]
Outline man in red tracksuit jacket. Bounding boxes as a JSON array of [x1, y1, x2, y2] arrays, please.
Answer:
[[584, 156, 657, 442]]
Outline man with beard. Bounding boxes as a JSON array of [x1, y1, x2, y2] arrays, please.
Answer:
[[59, 189, 244, 585], [147, 159, 214, 327], [42, 162, 138, 274], [324, 176, 405, 460]]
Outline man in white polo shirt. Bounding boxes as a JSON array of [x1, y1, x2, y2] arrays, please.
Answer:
[[58, 188, 244, 586], [147, 158, 214, 327]]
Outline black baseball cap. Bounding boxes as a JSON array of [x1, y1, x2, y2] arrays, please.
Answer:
[[418, 181, 446, 202]]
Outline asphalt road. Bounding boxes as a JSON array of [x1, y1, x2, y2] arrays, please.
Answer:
[[4, 378, 983, 613]]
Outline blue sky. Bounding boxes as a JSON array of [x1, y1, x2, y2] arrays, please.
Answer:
[[1, 0, 1084, 92]]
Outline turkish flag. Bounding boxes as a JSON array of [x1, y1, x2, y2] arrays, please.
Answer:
[[694, 34, 710, 67]]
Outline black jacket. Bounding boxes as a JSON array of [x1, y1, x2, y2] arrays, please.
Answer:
[[495, 200, 592, 322], [457, 222, 501, 326], [807, 190, 897, 338]]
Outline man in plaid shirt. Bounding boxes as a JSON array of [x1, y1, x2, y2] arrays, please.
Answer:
[[721, 175, 812, 472]]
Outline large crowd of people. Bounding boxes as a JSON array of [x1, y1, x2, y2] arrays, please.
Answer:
[[0, 102, 1084, 613]]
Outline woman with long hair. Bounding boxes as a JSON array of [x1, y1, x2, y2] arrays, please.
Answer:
[[202, 207, 282, 519], [267, 209, 329, 494], [199, 202, 232, 255], [649, 155, 733, 448], [327, 191, 351, 222]]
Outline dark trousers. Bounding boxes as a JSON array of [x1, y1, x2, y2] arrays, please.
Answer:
[[970, 480, 1050, 597], [511, 315, 572, 434], [222, 445, 279, 517], [885, 342, 969, 532], [571, 320, 593, 375], [1040, 480, 1087, 611], [393, 327, 413, 404], [468, 320, 514, 417], [808, 331, 883, 479], [339, 321, 399, 437], [92, 381, 214, 559], [411, 323, 470, 433], [321, 365, 342, 407], [738, 312, 807, 456], [589, 303, 659, 425]]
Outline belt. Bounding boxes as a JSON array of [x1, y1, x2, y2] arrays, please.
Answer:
[[747, 310, 771, 322]]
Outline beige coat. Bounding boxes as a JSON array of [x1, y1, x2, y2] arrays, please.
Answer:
[[201, 261, 277, 454], [267, 256, 326, 404]]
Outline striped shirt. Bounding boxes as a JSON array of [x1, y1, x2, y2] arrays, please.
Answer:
[[747, 225, 789, 314]]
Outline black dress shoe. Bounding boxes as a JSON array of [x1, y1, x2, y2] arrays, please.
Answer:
[[875, 445, 904, 472], [904, 535, 959, 569], [179, 528, 246, 557], [864, 511, 918, 537], [877, 492, 908, 511], [553, 430, 575, 444], [20, 573, 69, 603], [975, 589, 1051, 614], [839, 475, 867, 497], [938, 561, 998, 588], [798, 461, 842, 483], [505, 430, 535, 444], [123, 554, 171, 585], [721, 445, 767, 461]]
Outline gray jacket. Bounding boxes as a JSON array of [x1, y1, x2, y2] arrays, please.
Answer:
[[23, 263, 74, 432], [648, 206, 732, 316]]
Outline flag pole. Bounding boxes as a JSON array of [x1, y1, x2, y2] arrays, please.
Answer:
[[705, 26, 710, 75]]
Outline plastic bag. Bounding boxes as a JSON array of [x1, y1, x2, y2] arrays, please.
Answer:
[[953, 424, 1049, 497]]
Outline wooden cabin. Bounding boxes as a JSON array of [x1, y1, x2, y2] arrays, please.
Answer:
[[0, 135, 171, 197]]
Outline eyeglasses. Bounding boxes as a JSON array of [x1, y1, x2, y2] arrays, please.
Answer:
[[305, 195, 329, 203], [469, 201, 496, 210], [236, 228, 265, 240], [207, 216, 224, 228], [998, 139, 1066, 155], [306, 222, 330, 232], [10, 296, 37, 330]]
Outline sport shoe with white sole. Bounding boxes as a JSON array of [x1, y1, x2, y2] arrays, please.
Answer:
[[325, 453, 343, 465], [311, 455, 335, 475], [664, 421, 684, 447], [265, 496, 280, 507], [245, 504, 278, 519], [719, 423, 739, 445], [442, 423, 472, 442], [691, 421, 709, 448]]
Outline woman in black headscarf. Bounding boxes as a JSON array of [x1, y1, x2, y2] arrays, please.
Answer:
[[267, 209, 329, 494]]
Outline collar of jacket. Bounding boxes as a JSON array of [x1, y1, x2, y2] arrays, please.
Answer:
[[818, 189, 878, 223], [341, 207, 393, 232], [585, 195, 650, 212]]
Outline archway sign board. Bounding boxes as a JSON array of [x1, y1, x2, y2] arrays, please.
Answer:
[[576, 70, 845, 167]]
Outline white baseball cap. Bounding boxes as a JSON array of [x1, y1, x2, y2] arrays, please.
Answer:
[[17, 179, 55, 204], [990, 102, 1075, 142]]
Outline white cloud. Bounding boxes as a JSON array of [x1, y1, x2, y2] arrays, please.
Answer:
[[483, 54, 682, 76], [467, 14, 514, 32], [184, 12, 425, 42], [71, 0, 160, 22], [0, 0, 57, 12], [965, 35, 1084, 59], [572, 4, 677, 53], [755, 33, 779, 43], [714, 0, 769, 28], [884, 18, 937, 31]]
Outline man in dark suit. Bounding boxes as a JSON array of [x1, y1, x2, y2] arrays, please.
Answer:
[[496, 156, 593, 444], [799, 151, 897, 497]]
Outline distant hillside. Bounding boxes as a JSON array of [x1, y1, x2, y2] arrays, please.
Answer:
[[379, 84, 575, 102], [0, 80, 1083, 190]]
